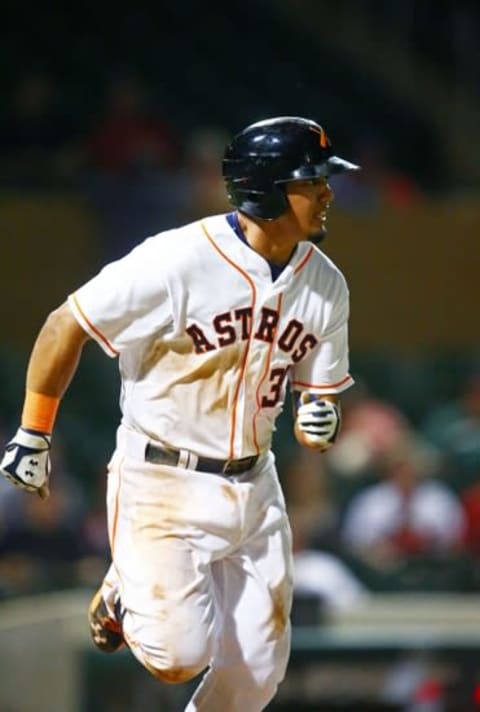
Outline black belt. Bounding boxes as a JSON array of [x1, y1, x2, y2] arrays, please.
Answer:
[[145, 442, 259, 475]]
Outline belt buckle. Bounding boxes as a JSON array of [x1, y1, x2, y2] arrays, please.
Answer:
[[222, 459, 234, 475], [223, 456, 255, 475]]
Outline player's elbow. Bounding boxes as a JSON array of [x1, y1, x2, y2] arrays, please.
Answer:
[[43, 302, 90, 347]]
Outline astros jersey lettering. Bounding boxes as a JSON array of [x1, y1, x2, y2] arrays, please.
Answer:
[[68, 214, 353, 460]]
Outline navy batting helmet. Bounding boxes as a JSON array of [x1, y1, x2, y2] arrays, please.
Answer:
[[222, 116, 360, 220]]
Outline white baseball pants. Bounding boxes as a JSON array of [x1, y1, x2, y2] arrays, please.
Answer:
[[101, 426, 293, 712]]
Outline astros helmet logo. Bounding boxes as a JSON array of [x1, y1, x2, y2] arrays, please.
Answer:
[[309, 125, 330, 148]]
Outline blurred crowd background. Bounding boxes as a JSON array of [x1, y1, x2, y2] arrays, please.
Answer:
[[1, 1, 480, 710]]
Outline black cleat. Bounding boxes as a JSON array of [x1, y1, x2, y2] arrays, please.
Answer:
[[88, 588, 125, 653]]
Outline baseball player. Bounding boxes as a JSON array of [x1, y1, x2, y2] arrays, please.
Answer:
[[0, 116, 358, 711]]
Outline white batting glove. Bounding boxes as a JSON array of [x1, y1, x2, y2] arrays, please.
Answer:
[[0, 427, 51, 499], [296, 397, 341, 450]]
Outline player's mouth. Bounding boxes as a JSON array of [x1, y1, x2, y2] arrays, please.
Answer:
[[312, 208, 329, 226]]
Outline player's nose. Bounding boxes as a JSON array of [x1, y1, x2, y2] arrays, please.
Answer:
[[316, 181, 334, 206], [324, 182, 335, 204]]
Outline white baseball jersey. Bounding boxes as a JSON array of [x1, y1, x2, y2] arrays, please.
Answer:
[[68, 213, 353, 460]]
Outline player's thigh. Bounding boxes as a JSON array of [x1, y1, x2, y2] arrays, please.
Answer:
[[106, 459, 217, 659], [124, 535, 216, 668]]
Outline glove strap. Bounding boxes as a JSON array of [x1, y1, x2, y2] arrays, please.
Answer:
[[21, 390, 60, 434], [12, 427, 51, 450]]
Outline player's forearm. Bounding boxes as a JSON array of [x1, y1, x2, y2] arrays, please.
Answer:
[[25, 302, 90, 398]]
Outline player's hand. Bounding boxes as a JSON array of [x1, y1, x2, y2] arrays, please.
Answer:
[[295, 395, 340, 450], [0, 427, 51, 499]]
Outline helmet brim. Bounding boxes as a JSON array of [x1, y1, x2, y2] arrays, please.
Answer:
[[327, 156, 361, 174], [277, 155, 360, 183]]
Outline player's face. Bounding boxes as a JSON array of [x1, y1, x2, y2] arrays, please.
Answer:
[[284, 178, 334, 240]]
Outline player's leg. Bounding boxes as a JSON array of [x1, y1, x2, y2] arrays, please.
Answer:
[[123, 539, 217, 683], [88, 447, 130, 654], [103, 449, 237, 684], [88, 562, 125, 652], [185, 468, 293, 711]]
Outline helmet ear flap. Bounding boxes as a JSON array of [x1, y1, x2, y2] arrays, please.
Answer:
[[239, 184, 289, 221]]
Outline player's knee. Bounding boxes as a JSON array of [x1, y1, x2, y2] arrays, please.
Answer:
[[245, 629, 290, 701], [254, 680, 280, 710], [249, 665, 284, 707], [136, 630, 212, 684], [145, 660, 205, 684], [210, 666, 282, 709]]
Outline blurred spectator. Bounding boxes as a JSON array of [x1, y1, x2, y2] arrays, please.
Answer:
[[326, 380, 411, 483], [0, 70, 80, 187], [87, 75, 179, 176], [0, 440, 98, 597], [382, 652, 448, 712], [421, 369, 480, 492], [293, 548, 369, 615], [340, 433, 465, 572], [283, 449, 368, 622], [283, 448, 337, 553], [84, 75, 186, 260], [460, 479, 480, 558], [181, 126, 231, 220], [332, 134, 424, 212]]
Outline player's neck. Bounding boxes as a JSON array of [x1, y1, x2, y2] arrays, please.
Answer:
[[237, 213, 302, 266]]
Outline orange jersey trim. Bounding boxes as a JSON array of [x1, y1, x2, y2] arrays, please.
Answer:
[[290, 374, 354, 390], [109, 456, 124, 558], [294, 245, 314, 274], [201, 222, 257, 459], [71, 293, 119, 357], [251, 293, 283, 454]]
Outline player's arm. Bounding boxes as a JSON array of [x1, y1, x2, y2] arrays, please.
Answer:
[[292, 391, 341, 452], [0, 302, 91, 498], [24, 302, 91, 397]]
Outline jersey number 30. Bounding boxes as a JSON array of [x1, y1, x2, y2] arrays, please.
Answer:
[[261, 367, 288, 407]]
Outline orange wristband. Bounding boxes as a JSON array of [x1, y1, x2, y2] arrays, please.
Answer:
[[21, 390, 60, 434]]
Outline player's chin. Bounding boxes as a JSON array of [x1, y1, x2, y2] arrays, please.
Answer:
[[308, 225, 327, 245]]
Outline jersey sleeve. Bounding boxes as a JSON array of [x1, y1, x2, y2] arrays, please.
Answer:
[[289, 271, 354, 395], [68, 235, 174, 357]]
